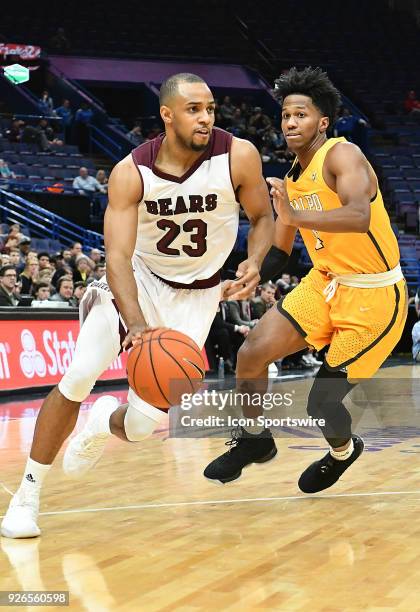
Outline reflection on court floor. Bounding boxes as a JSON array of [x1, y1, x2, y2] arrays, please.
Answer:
[[1, 362, 420, 610]]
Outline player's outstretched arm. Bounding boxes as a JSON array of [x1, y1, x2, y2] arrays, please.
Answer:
[[267, 143, 372, 233], [105, 156, 148, 346], [226, 138, 275, 300]]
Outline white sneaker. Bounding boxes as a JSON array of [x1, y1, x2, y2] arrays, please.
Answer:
[[1, 488, 41, 539], [62, 395, 118, 479]]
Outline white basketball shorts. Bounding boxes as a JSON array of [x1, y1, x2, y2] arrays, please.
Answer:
[[58, 256, 221, 410]]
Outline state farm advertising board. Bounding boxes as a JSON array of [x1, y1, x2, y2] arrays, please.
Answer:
[[0, 319, 128, 392]]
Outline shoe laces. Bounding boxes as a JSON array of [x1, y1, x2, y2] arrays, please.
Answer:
[[224, 427, 244, 452], [76, 433, 108, 458], [13, 487, 39, 512]]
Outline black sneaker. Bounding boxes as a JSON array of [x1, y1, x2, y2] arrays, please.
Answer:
[[298, 435, 364, 494], [204, 427, 277, 484]]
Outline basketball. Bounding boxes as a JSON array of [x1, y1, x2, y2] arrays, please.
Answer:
[[126, 329, 205, 410]]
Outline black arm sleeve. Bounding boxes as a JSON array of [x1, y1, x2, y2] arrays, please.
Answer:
[[259, 245, 289, 283]]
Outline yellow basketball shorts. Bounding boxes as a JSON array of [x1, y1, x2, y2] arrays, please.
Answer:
[[278, 268, 408, 379]]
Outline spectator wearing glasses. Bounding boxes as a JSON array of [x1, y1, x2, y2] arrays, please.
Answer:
[[0, 265, 19, 306]]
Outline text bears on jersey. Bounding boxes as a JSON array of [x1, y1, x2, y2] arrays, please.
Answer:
[[144, 194, 218, 216]]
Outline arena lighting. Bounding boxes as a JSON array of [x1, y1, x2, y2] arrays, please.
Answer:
[[3, 63, 30, 85]]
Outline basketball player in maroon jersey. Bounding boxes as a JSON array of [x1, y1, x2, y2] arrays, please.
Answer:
[[2, 73, 274, 538]]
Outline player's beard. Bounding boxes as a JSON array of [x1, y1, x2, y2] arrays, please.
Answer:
[[175, 129, 210, 152]]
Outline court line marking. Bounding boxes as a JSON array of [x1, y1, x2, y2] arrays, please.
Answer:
[[1, 489, 419, 519], [0, 482, 14, 496]]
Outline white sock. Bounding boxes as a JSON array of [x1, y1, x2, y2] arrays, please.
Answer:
[[18, 457, 51, 494], [330, 438, 354, 461], [243, 422, 265, 435]]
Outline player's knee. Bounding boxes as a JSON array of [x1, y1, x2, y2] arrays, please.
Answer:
[[124, 404, 158, 442], [237, 334, 271, 373], [58, 365, 96, 403]]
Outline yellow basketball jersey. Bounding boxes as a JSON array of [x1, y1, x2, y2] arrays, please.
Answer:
[[286, 137, 400, 274]]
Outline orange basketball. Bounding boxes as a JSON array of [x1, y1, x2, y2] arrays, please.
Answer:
[[126, 328, 205, 410]]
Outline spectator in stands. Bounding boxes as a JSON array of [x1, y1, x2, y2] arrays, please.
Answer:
[[205, 302, 244, 374], [68, 242, 83, 268], [37, 252, 52, 272], [17, 237, 31, 265], [8, 223, 28, 240], [226, 298, 258, 330], [404, 90, 420, 115], [239, 101, 252, 122], [219, 96, 235, 126], [0, 158, 16, 180], [62, 248, 73, 263], [1, 254, 10, 266], [38, 90, 55, 116], [263, 127, 285, 153], [1, 235, 19, 254], [6, 119, 24, 143], [249, 106, 271, 135], [126, 125, 145, 147], [8, 248, 20, 268], [276, 272, 296, 296], [49, 27, 71, 53], [38, 118, 63, 147], [73, 167, 107, 196], [31, 282, 51, 302], [51, 253, 72, 287], [0, 265, 19, 306], [49, 275, 75, 304], [260, 145, 277, 163], [251, 282, 276, 319], [54, 99, 73, 142], [95, 169, 108, 192], [228, 108, 247, 136], [73, 103, 93, 152], [245, 126, 263, 149], [73, 281, 87, 305], [89, 248, 103, 265], [333, 107, 368, 142], [92, 262, 106, 280], [38, 268, 54, 284], [412, 318, 420, 362], [19, 257, 39, 294], [1, 223, 30, 251], [21, 119, 61, 152], [72, 255, 93, 284]]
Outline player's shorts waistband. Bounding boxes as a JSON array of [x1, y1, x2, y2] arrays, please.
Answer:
[[323, 264, 404, 302], [151, 269, 221, 290]]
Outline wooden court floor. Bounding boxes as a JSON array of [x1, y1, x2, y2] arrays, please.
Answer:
[[1, 362, 420, 611]]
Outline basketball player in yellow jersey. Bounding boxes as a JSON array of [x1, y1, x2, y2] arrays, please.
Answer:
[[204, 67, 408, 492]]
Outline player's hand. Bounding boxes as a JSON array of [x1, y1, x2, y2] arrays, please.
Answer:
[[123, 325, 166, 349], [220, 279, 235, 301], [266, 177, 297, 226], [225, 257, 260, 300]]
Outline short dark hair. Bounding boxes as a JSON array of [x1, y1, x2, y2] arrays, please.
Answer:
[[261, 281, 275, 291], [159, 73, 207, 106], [0, 265, 17, 277], [38, 251, 50, 260], [32, 281, 50, 296], [274, 67, 341, 126]]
